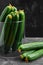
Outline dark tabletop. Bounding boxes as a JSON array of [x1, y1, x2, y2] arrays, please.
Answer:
[[0, 38, 43, 65]]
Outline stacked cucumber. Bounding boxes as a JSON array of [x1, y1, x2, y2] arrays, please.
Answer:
[[18, 42, 43, 62], [0, 4, 25, 54]]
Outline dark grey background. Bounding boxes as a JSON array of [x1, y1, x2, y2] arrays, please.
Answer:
[[0, 0, 40, 37]]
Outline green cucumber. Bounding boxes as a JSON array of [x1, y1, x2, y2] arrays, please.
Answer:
[[20, 50, 35, 59], [18, 42, 43, 52], [4, 14, 12, 53], [25, 49, 43, 62], [0, 14, 12, 47], [11, 6, 17, 12], [0, 4, 17, 22], [4, 14, 12, 43], [12, 10, 25, 51], [0, 4, 12, 22], [4, 11, 19, 53], [4, 10, 17, 49]]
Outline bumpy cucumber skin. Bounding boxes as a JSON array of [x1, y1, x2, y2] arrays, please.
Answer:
[[12, 10, 25, 51], [4, 14, 12, 43], [21, 50, 35, 59], [11, 6, 17, 12], [4, 14, 12, 53], [0, 5, 12, 22], [0, 5, 17, 22], [0, 14, 12, 47], [5, 11, 19, 53], [27, 49, 43, 61], [18, 42, 43, 51]]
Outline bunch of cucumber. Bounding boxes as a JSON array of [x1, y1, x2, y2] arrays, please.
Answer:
[[0, 4, 25, 54], [18, 42, 43, 62], [0, 4, 43, 62]]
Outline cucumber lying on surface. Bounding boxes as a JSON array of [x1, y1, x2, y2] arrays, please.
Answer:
[[18, 42, 43, 52], [20, 50, 35, 60], [12, 10, 25, 51], [25, 49, 43, 62]]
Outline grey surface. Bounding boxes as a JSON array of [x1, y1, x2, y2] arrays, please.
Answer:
[[0, 38, 43, 65]]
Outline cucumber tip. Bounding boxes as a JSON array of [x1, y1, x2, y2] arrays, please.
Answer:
[[20, 55, 23, 59], [17, 49, 21, 53], [25, 58, 28, 63]]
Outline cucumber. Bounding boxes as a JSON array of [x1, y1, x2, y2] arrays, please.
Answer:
[[18, 42, 43, 52], [11, 6, 17, 12], [25, 49, 43, 62], [5, 6, 17, 46], [4, 11, 19, 53], [12, 10, 25, 51], [0, 14, 12, 47], [4, 14, 12, 43], [4, 14, 12, 53], [0, 4, 12, 22], [20, 50, 35, 59]]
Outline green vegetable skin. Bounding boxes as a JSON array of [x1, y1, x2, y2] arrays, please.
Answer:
[[12, 10, 25, 51], [0, 4, 12, 22], [4, 6, 17, 44], [0, 4, 17, 22], [4, 11, 19, 53], [20, 50, 35, 59], [4, 14, 12, 42], [0, 14, 12, 47], [25, 49, 43, 61], [11, 6, 17, 12], [18, 42, 43, 51], [0, 5, 17, 39]]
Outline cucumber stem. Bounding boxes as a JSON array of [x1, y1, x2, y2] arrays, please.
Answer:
[[20, 55, 24, 59], [9, 3, 12, 7], [17, 49, 21, 53], [25, 57, 28, 63]]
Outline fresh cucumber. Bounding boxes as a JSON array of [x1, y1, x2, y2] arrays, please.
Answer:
[[12, 10, 25, 51], [18, 42, 43, 52], [0, 4, 17, 22], [4, 14, 12, 53], [0, 4, 12, 22], [4, 11, 19, 53], [4, 9, 17, 47], [0, 14, 12, 47], [20, 50, 35, 59], [11, 6, 17, 12], [25, 49, 43, 62]]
